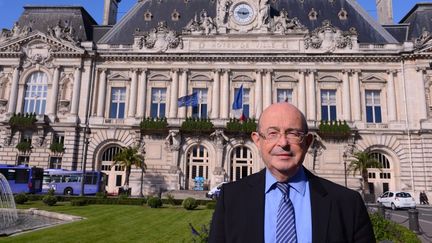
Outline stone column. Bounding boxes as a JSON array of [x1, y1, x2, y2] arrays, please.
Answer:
[[211, 69, 220, 119], [255, 70, 263, 118], [221, 70, 230, 119], [48, 66, 61, 118], [342, 70, 351, 121], [297, 70, 306, 116], [136, 69, 147, 118], [7, 66, 20, 114], [169, 69, 179, 118], [352, 70, 361, 121], [307, 70, 316, 121], [387, 70, 397, 122], [263, 70, 272, 109], [70, 67, 82, 115], [128, 69, 138, 118], [96, 69, 107, 118], [178, 69, 188, 119]]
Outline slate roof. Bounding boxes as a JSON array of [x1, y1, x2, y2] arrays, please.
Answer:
[[99, 0, 397, 45], [384, 24, 409, 43], [17, 6, 97, 42], [398, 3, 432, 42]]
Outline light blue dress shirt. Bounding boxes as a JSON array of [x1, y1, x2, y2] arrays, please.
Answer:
[[264, 167, 312, 243]]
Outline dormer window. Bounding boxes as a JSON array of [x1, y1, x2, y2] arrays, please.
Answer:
[[309, 8, 318, 20], [171, 9, 180, 21], [144, 11, 153, 21], [338, 8, 348, 20]]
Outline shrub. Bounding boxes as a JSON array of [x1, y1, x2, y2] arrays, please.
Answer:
[[14, 193, 28, 204], [16, 141, 32, 152], [165, 193, 176, 206], [147, 196, 163, 208], [189, 222, 210, 243], [49, 142, 65, 153], [180, 118, 214, 133], [70, 198, 88, 206], [182, 197, 198, 210], [47, 188, 55, 196], [206, 201, 216, 209], [118, 193, 129, 200], [140, 117, 168, 132], [42, 195, 57, 206], [370, 213, 420, 242], [225, 118, 257, 133]]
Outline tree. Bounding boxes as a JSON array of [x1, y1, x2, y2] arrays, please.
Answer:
[[113, 147, 146, 195], [347, 151, 382, 196]]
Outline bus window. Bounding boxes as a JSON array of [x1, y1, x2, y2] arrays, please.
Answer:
[[43, 175, 51, 183], [62, 175, 70, 183], [69, 175, 80, 182], [85, 174, 96, 185], [52, 175, 62, 183], [15, 169, 29, 183]]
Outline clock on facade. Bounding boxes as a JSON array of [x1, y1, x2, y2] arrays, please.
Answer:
[[232, 3, 255, 25]]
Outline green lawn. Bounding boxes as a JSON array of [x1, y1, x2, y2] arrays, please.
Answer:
[[1, 201, 213, 243]]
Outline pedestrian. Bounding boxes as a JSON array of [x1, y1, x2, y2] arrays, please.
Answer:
[[424, 191, 429, 205], [420, 192, 425, 205], [209, 103, 375, 243]]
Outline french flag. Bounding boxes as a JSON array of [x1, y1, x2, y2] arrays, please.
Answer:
[[232, 85, 246, 121]]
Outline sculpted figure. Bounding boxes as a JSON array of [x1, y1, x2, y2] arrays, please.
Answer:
[[258, 0, 270, 28]]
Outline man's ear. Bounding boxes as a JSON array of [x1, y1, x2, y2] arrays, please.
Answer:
[[251, 132, 260, 146]]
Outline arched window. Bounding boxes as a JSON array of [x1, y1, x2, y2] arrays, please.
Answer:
[[23, 72, 48, 115], [186, 145, 209, 190], [368, 152, 393, 194], [100, 146, 124, 194], [371, 152, 390, 169], [230, 146, 253, 181]]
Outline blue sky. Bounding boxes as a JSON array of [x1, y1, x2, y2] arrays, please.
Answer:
[[0, 0, 427, 29]]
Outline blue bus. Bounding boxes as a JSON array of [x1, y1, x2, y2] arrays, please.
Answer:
[[42, 169, 106, 195], [0, 164, 44, 194]]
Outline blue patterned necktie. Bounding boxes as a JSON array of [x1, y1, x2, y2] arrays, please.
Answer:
[[276, 182, 297, 243]]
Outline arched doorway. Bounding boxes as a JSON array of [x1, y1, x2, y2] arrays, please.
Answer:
[[100, 146, 124, 195], [367, 152, 393, 196], [230, 146, 253, 181], [185, 145, 209, 190]]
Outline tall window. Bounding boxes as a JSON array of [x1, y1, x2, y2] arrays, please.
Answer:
[[150, 88, 166, 118], [234, 87, 250, 118], [109, 87, 126, 119], [186, 145, 209, 190], [277, 89, 293, 103], [23, 72, 48, 115], [49, 157, 62, 169], [321, 90, 336, 121], [192, 88, 208, 118], [230, 146, 253, 181], [365, 90, 382, 123]]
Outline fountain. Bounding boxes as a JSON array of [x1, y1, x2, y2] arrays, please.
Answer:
[[0, 173, 18, 229], [0, 173, 83, 236]]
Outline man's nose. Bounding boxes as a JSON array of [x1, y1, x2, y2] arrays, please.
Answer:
[[276, 134, 290, 147]]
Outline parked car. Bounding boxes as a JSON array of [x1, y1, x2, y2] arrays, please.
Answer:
[[206, 182, 227, 199], [377, 191, 416, 210]]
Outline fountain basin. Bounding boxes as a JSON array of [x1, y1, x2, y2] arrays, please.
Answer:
[[1, 208, 84, 236]]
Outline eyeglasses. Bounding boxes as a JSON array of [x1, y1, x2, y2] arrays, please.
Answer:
[[257, 130, 306, 144]]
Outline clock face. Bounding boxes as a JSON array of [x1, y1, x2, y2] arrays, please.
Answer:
[[233, 3, 255, 25]]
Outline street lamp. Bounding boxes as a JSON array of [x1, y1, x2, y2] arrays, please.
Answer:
[[343, 152, 347, 187]]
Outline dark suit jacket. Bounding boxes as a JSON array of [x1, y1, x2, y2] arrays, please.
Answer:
[[209, 168, 375, 243]]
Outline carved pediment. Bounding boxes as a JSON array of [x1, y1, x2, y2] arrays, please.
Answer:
[[107, 72, 131, 81], [0, 31, 85, 57], [414, 28, 432, 53], [304, 20, 357, 53], [133, 21, 183, 53], [362, 75, 386, 83]]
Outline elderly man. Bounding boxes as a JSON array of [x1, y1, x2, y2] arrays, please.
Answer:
[[209, 103, 374, 243]]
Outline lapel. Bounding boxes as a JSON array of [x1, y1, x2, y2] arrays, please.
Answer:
[[305, 168, 331, 243], [245, 168, 266, 242]]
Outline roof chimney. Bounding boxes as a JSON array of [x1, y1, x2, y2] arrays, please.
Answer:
[[376, 0, 393, 25], [103, 0, 121, 25]]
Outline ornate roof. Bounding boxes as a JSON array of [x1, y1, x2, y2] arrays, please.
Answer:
[[98, 0, 397, 45]]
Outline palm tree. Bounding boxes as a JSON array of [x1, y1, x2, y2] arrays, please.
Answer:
[[347, 151, 382, 196], [113, 147, 146, 195]]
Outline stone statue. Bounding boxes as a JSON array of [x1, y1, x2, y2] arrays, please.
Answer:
[[210, 130, 229, 148], [201, 11, 215, 35], [165, 130, 181, 151], [258, 0, 270, 28], [217, 0, 232, 26]]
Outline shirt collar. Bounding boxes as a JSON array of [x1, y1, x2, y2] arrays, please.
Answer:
[[265, 166, 308, 196]]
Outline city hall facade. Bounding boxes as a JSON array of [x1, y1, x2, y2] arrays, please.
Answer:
[[0, 0, 431, 198]]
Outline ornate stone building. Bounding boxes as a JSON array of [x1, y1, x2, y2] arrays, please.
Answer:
[[0, 0, 431, 199]]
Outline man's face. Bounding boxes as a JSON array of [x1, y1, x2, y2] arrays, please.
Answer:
[[252, 104, 313, 180]]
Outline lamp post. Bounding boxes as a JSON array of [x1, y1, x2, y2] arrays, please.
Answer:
[[343, 152, 347, 187]]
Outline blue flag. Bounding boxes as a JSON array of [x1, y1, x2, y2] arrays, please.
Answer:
[[178, 92, 198, 107], [232, 85, 243, 110]]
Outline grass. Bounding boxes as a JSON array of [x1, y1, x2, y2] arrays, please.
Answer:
[[0, 201, 213, 243]]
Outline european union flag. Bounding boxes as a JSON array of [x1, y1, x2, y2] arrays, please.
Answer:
[[178, 92, 198, 107]]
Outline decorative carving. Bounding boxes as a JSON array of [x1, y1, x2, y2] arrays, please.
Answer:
[[272, 9, 307, 34], [304, 20, 356, 52], [22, 42, 55, 68], [415, 28, 432, 49], [0, 22, 31, 43], [0, 99, 7, 114], [47, 21, 78, 44], [58, 100, 70, 115], [210, 129, 229, 149], [165, 130, 181, 151], [257, 0, 270, 29], [216, 0, 232, 27], [134, 21, 183, 52], [183, 10, 216, 35]]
